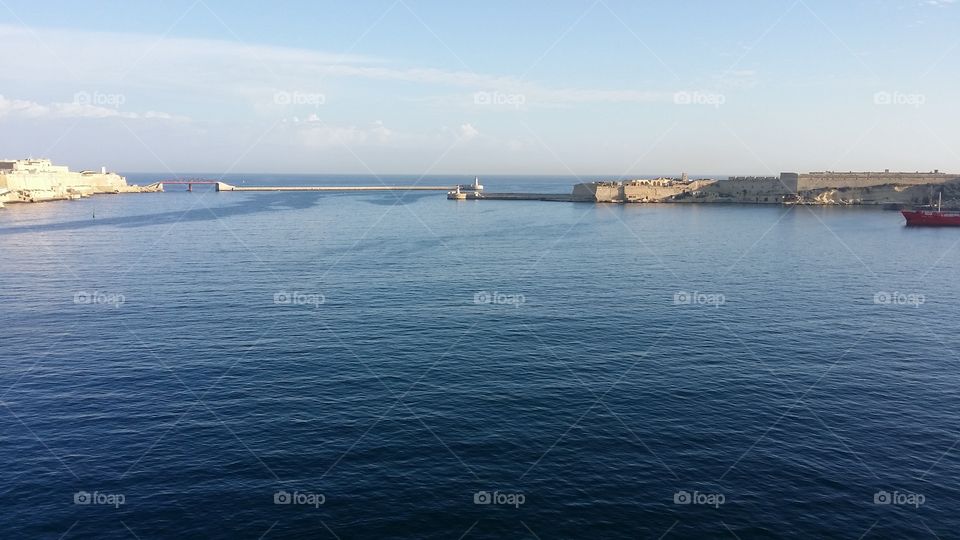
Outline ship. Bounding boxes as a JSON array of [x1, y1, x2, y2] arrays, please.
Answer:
[[902, 193, 960, 226]]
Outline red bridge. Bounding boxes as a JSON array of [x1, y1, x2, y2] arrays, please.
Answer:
[[155, 180, 221, 192]]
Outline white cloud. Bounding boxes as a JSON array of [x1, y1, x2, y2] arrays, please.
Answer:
[[300, 125, 369, 146], [371, 120, 393, 143], [0, 24, 669, 109], [290, 120, 396, 147], [0, 94, 187, 121], [0, 95, 49, 117], [459, 123, 480, 141]]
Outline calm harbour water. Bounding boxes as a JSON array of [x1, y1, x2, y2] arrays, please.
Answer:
[[2, 174, 959, 539]]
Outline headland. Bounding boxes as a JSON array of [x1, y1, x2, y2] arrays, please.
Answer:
[[570, 170, 959, 206], [0, 158, 159, 206]]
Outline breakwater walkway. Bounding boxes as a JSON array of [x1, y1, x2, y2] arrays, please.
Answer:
[[474, 192, 573, 202], [153, 180, 577, 202], [215, 182, 454, 192]]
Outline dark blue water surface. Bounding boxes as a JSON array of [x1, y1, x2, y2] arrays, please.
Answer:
[[2, 174, 959, 539]]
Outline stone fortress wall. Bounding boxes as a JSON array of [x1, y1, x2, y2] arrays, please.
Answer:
[[795, 170, 955, 191], [623, 179, 716, 202], [0, 158, 154, 204], [572, 182, 622, 202], [572, 170, 960, 205], [573, 179, 716, 202], [695, 176, 792, 203]]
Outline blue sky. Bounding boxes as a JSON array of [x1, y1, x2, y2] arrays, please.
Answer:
[[0, 0, 958, 175]]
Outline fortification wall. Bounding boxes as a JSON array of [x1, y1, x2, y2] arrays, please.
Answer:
[[623, 184, 689, 202], [81, 172, 128, 191], [572, 183, 621, 202], [674, 177, 793, 203], [709, 177, 792, 195], [797, 172, 956, 191], [779, 173, 799, 193], [0, 159, 143, 203], [0, 172, 126, 192], [571, 173, 959, 205], [798, 182, 959, 206], [622, 180, 715, 202]]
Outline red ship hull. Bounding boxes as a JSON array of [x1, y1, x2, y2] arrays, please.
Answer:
[[902, 209, 960, 226]]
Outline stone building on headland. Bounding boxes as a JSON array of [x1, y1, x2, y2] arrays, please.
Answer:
[[0, 158, 158, 205], [572, 170, 960, 206]]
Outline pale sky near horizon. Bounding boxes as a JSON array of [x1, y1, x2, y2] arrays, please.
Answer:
[[0, 0, 958, 176]]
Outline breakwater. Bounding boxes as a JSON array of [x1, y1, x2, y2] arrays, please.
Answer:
[[455, 192, 573, 202], [215, 182, 455, 192]]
